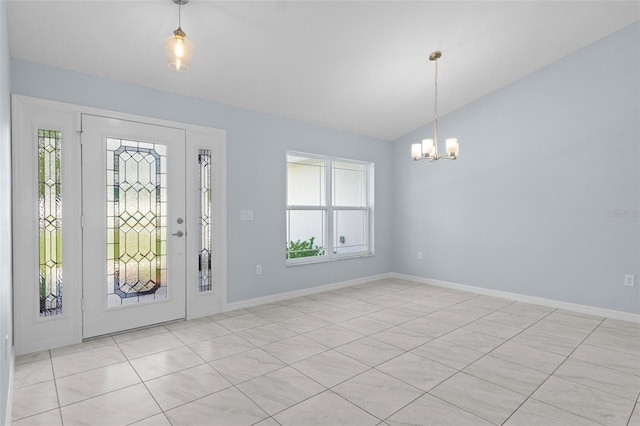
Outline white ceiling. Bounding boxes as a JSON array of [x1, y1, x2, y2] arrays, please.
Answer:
[[7, 1, 640, 141]]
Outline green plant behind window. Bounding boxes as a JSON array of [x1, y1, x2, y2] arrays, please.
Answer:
[[286, 237, 325, 259]]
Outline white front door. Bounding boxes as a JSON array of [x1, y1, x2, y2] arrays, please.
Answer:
[[81, 115, 187, 338]]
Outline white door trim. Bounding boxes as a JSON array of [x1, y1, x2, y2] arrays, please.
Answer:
[[12, 95, 227, 355]]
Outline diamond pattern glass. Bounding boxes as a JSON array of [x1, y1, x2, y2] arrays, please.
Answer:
[[38, 129, 63, 316], [198, 149, 212, 292], [106, 139, 167, 307]]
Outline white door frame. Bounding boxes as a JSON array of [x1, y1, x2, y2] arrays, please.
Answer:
[[12, 95, 227, 355]]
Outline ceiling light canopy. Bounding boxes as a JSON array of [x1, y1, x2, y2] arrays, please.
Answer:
[[412, 51, 459, 162], [164, 0, 193, 72]]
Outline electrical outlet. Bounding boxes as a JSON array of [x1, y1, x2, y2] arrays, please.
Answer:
[[256, 264, 262, 275], [624, 274, 635, 287], [417, 251, 423, 260], [240, 210, 254, 221]]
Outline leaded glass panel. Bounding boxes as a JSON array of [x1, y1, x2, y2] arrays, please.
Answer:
[[106, 138, 167, 307], [198, 149, 212, 292], [38, 129, 63, 316]]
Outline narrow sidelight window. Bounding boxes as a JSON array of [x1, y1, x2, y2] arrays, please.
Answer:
[[198, 149, 213, 292], [38, 129, 63, 316]]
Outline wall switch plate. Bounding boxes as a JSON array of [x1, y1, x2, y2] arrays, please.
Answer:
[[417, 251, 423, 260], [624, 274, 635, 287], [240, 210, 254, 221], [256, 264, 262, 275]]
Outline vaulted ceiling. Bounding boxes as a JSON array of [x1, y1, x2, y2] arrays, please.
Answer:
[[7, 1, 640, 140]]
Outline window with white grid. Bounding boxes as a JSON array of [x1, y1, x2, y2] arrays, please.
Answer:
[[286, 153, 373, 264]]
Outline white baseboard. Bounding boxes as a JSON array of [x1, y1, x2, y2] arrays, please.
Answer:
[[391, 273, 640, 323], [225, 273, 392, 312], [5, 349, 14, 426]]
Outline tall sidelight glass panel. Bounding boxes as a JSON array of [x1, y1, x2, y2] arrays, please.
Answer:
[[38, 129, 63, 316], [106, 138, 168, 307], [198, 149, 212, 292]]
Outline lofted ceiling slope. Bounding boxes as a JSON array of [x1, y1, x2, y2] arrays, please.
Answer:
[[7, 1, 640, 141]]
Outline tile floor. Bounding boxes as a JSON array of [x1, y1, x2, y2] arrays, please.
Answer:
[[10, 278, 640, 426]]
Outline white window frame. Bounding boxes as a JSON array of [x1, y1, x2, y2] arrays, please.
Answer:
[[286, 151, 374, 265]]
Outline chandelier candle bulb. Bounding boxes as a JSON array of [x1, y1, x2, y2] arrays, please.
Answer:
[[446, 138, 459, 157], [411, 143, 422, 160]]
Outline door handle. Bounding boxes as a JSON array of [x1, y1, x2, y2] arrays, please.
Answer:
[[172, 231, 184, 237]]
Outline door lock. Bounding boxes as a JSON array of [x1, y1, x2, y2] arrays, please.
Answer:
[[177, 218, 184, 224], [172, 230, 184, 237]]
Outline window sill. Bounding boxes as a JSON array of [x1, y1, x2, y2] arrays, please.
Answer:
[[286, 252, 374, 267]]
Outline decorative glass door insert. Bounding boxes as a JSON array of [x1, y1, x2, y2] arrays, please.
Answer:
[[106, 139, 168, 306]]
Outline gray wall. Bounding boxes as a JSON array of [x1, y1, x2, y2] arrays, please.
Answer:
[[0, 0, 13, 423], [10, 59, 393, 304], [392, 22, 639, 314]]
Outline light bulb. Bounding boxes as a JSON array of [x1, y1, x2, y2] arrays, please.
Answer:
[[174, 37, 184, 58], [411, 143, 422, 160]]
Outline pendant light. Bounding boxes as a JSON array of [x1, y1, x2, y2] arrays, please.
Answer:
[[411, 51, 459, 161], [164, 0, 193, 72]]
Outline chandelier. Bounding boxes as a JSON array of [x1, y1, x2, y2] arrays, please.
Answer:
[[164, 0, 194, 72], [411, 51, 459, 161]]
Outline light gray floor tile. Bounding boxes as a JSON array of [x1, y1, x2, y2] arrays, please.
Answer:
[[400, 318, 458, 339], [292, 349, 370, 388], [254, 417, 282, 426], [210, 348, 286, 384], [411, 339, 484, 370], [585, 326, 640, 355], [11, 380, 59, 421], [50, 337, 116, 358], [258, 306, 306, 322], [237, 366, 325, 415], [169, 321, 230, 344], [129, 345, 204, 381], [13, 358, 53, 389], [376, 352, 456, 391], [461, 318, 523, 339], [310, 307, 360, 323], [262, 335, 328, 364], [274, 391, 379, 426], [163, 316, 214, 331], [463, 354, 549, 396], [52, 344, 126, 378], [371, 326, 433, 351], [386, 393, 493, 426], [56, 361, 140, 406], [287, 299, 333, 314], [15, 350, 51, 366], [216, 313, 272, 332], [532, 376, 636, 425], [129, 413, 173, 426], [511, 327, 582, 356], [482, 311, 538, 329], [60, 383, 160, 426], [333, 369, 423, 419], [570, 343, 640, 377], [11, 408, 62, 426], [145, 364, 231, 410], [489, 341, 566, 374], [117, 332, 184, 360], [423, 310, 477, 327], [554, 357, 640, 400], [237, 323, 297, 346], [342, 300, 385, 316], [437, 328, 505, 353], [336, 337, 404, 367], [277, 314, 333, 333], [112, 326, 169, 344], [339, 316, 391, 335], [499, 301, 554, 320], [188, 333, 255, 362], [629, 403, 640, 426], [429, 372, 526, 425], [303, 324, 364, 348], [504, 398, 601, 426], [164, 387, 268, 426]]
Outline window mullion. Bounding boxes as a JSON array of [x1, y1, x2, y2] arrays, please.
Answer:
[[326, 158, 334, 259]]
